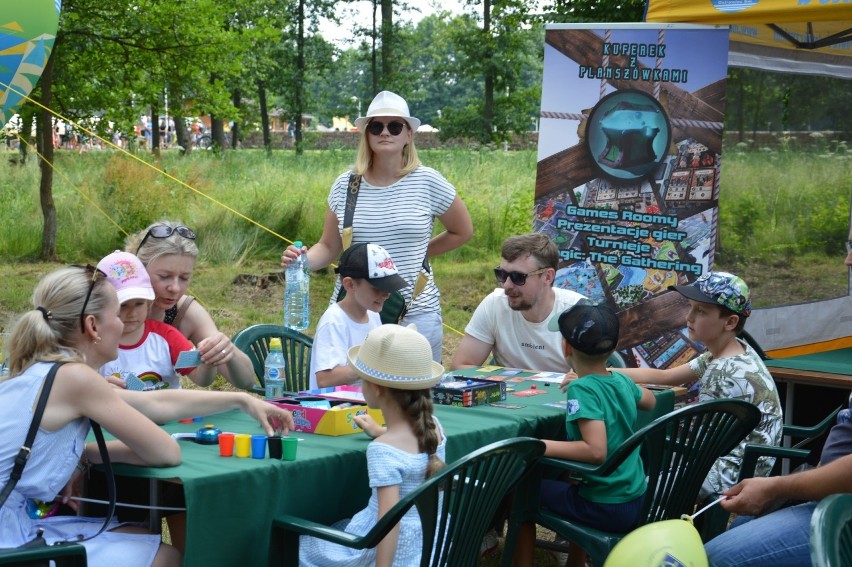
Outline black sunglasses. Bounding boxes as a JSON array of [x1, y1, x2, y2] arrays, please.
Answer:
[[493, 266, 548, 286], [136, 224, 196, 255], [366, 120, 406, 136], [76, 264, 108, 333]]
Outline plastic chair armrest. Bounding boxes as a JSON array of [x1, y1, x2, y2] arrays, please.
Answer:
[[272, 514, 366, 548], [739, 444, 809, 481]]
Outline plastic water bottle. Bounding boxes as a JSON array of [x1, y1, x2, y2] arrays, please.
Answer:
[[284, 241, 310, 331], [264, 337, 286, 399]]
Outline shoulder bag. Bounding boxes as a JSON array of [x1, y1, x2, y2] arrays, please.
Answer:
[[0, 362, 115, 560], [336, 173, 430, 325]]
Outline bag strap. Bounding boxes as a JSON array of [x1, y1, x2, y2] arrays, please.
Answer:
[[80, 420, 115, 542], [341, 172, 430, 307], [0, 361, 66, 508]]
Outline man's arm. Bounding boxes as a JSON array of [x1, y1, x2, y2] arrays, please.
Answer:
[[450, 334, 494, 370], [721, 453, 852, 516]]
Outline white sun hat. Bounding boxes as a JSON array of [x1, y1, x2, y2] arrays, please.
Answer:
[[354, 91, 421, 132], [348, 324, 443, 390]]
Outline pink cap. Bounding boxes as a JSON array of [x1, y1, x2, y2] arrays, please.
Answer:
[[97, 250, 155, 303]]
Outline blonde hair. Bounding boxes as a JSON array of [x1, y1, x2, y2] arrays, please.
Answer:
[[385, 388, 446, 479], [8, 267, 109, 376], [352, 127, 421, 176], [126, 220, 199, 267]]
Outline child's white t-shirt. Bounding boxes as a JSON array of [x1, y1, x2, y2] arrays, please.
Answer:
[[309, 303, 381, 389]]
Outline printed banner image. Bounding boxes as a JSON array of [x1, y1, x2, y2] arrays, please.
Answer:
[[535, 24, 730, 368]]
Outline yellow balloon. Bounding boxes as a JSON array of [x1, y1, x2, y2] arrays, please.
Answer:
[[604, 518, 708, 567]]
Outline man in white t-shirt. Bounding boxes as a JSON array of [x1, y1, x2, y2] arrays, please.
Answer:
[[451, 233, 586, 373]]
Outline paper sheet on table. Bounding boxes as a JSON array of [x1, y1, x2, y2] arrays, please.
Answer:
[[529, 371, 565, 384]]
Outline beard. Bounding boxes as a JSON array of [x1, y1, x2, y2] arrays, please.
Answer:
[[506, 293, 533, 312]]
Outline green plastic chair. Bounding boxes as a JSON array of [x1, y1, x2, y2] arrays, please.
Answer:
[[502, 399, 761, 567], [269, 437, 546, 566], [0, 541, 87, 566], [232, 324, 313, 394], [811, 493, 852, 567], [698, 404, 842, 542]]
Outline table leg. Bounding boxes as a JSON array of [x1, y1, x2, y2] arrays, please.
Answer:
[[783, 383, 794, 475]]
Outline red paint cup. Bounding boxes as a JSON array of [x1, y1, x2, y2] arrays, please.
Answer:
[[218, 433, 235, 457]]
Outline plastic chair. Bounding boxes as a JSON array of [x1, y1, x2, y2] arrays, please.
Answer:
[[269, 437, 546, 566], [606, 351, 627, 368], [0, 541, 87, 566], [698, 404, 844, 542], [232, 324, 313, 394], [811, 493, 852, 567], [502, 399, 761, 567]]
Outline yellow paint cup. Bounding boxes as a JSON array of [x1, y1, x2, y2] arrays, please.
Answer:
[[234, 434, 251, 458]]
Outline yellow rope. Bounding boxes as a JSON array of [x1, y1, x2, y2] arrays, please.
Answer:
[[6, 80, 466, 336]]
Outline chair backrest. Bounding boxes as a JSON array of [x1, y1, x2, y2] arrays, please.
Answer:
[[0, 541, 87, 566], [373, 437, 545, 567], [596, 399, 760, 526], [232, 324, 313, 393], [606, 351, 627, 368], [811, 493, 852, 567]]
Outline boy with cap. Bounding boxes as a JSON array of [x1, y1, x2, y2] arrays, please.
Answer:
[[514, 300, 656, 567], [618, 271, 783, 499], [309, 243, 407, 389], [97, 250, 203, 390]]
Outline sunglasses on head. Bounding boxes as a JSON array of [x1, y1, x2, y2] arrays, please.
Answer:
[[493, 266, 548, 286], [366, 120, 406, 136], [75, 264, 108, 333], [136, 224, 196, 255]]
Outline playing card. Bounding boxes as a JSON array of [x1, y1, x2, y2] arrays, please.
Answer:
[[124, 373, 146, 391], [175, 350, 201, 369]]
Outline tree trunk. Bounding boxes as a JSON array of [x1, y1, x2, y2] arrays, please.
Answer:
[[151, 106, 161, 157], [211, 116, 226, 149], [38, 46, 58, 261], [19, 112, 33, 164], [371, 0, 378, 94], [295, 0, 305, 155], [482, 0, 493, 143], [231, 89, 241, 149], [380, 0, 393, 86], [173, 112, 190, 154], [258, 80, 271, 154]]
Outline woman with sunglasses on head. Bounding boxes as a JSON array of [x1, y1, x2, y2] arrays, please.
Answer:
[[127, 221, 255, 389], [0, 266, 293, 567], [281, 91, 473, 362]]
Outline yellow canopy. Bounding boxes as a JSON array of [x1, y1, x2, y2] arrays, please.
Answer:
[[645, 0, 852, 78]]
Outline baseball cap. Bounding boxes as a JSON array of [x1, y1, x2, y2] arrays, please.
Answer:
[[548, 299, 620, 355], [670, 271, 751, 317], [335, 243, 407, 293], [97, 250, 155, 304]]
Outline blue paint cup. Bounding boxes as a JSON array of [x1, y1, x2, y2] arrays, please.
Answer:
[[250, 435, 267, 459]]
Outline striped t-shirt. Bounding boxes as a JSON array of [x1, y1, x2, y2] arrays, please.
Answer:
[[328, 165, 456, 316]]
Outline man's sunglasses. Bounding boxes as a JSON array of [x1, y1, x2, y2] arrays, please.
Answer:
[[136, 224, 196, 255], [366, 120, 406, 136], [493, 267, 549, 286], [76, 264, 108, 333]]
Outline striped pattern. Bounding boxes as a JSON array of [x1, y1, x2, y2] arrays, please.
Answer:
[[328, 166, 456, 316]]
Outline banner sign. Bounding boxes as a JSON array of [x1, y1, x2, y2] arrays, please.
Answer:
[[535, 23, 730, 369]]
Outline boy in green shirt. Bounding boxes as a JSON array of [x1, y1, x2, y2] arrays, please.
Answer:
[[514, 300, 656, 567]]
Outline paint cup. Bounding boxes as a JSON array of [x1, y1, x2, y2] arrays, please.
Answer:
[[267, 436, 283, 459], [251, 435, 267, 459], [234, 434, 251, 458], [281, 436, 298, 461], [218, 433, 235, 457]]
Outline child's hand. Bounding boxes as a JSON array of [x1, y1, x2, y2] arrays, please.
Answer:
[[105, 374, 128, 389], [559, 370, 578, 393], [354, 414, 386, 438]]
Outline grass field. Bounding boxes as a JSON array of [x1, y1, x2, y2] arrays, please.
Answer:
[[1, 143, 850, 360]]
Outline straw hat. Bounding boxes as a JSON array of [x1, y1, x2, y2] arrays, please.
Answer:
[[353, 91, 421, 132], [348, 324, 443, 389]]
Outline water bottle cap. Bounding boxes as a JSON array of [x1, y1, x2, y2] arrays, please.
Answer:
[[270, 337, 282, 350], [294, 241, 302, 248]]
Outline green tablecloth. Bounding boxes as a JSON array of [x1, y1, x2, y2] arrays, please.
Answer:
[[104, 374, 672, 567], [765, 347, 852, 375]]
